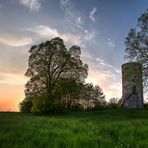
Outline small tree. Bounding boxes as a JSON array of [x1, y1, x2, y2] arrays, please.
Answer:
[[80, 83, 106, 109], [108, 97, 119, 109]]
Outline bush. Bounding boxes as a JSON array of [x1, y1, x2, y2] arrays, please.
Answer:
[[31, 95, 53, 113], [144, 102, 148, 109], [107, 98, 121, 109], [92, 102, 107, 111], [19, 98, 32, 112]]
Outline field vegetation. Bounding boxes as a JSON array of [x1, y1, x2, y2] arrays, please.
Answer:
[[0, 109, 148, 148]]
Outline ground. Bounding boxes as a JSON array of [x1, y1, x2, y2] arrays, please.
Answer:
[[0, 109, 148, 148]]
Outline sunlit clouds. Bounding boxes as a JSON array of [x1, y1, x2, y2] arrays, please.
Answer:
[[0, 73, 26, 85], [0, 35, 33, 47], [83, 52, 122, 100], [26, 25, 82, 46], [19, 0, 42, 11]]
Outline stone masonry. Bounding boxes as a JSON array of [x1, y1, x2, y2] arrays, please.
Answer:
[[122, 62, 143, 108]]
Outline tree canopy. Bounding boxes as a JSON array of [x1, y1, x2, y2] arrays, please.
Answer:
[[125, 9, 148, 89], [19, 37, 105, 112]]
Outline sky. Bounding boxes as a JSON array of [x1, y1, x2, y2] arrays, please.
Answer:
[[0, 0, 148, 111]]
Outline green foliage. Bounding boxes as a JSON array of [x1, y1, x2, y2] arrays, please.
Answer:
[[53, 77, 84, 109], [31, 94, 52, 113], [125, 9, 148, 89], [20, 37, 89, 112], [144, 102, 148, 109], [19, 37, 107, 112], [108, 97, 120, 109], [0, 110, 148, 147], [80, 83, 106, 110], [19, 98, 32, 112]]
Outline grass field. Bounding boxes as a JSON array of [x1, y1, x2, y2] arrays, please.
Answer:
[[0, 109, 148, 148]]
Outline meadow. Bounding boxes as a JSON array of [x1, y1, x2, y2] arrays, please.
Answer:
[[0, 109, 148, 148]]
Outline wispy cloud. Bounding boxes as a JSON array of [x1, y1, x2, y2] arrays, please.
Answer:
[[60, 0, 72, 17], [86, 67, 121, 99], [26, 25, 82, 46], [60, 0, 98, 51], [0, 72, 27, 85], [19, 0, 42, 11], [60, 0, 94, 36], [107, 38, 115, 48], [27, 25, 59, 38], [26, 25, 97, 49], [0, 35, 33, 47], [89, 7, 97, 22], [85, 54, 121, 99], [60, 1, 121, 99], [76, 16, 83, 25]]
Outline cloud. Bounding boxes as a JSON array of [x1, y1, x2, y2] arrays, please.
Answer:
[[19, 0, 42, 11], [95, 58, 118, 71], [0, 35, 33, 47], [84, 31, 96, 41], [89, 7, 97, 22], [107, 38, 115, 48], [60, 0, 94, 36], [85, 66, 121, 100], [60, 1, 121, 99], [26, 25, 99, 50], [60, 0, 100, 48], [0, 72, 27, 85], [83, 52, 121, 100], [26, 25, 82, 46], [27, 25, 59, 38], [60, 0, 98, 49], [76, 16, 83, 25], [60, 0, 71, 16]]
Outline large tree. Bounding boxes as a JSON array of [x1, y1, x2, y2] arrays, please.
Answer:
[[124, 9, 148, 89], [20, 37, 88, 112]]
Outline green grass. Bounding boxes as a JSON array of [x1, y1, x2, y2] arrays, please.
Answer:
[[0, 109, 148, 148]]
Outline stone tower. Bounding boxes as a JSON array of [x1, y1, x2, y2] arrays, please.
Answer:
[[122, 62, 143, 108]]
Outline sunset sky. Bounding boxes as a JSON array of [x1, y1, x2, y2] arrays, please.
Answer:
[[0, 0, 148, 111]]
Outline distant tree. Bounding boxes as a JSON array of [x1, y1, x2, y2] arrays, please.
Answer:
[[124, 9, 148, 89], [93, 85, 106, 105], [80, 83, 106, 109], [108, 97, 119, 108], [20, 37, 88, 112]]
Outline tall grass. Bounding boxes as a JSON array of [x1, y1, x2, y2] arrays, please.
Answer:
[[0, 109, 148, 148]]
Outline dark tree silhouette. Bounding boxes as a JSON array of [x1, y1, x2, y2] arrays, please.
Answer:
[[20, 37, 88, 112], [125, 9, 148, 89], [19, 37, 106, 112]]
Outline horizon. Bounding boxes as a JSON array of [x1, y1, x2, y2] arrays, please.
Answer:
[[0, 0, 148, 111]]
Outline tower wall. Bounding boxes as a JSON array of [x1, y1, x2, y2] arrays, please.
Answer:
[[122, 62, 143, 108]]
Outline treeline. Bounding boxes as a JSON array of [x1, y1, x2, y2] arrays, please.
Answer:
[[19, 37, 107, 112]]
